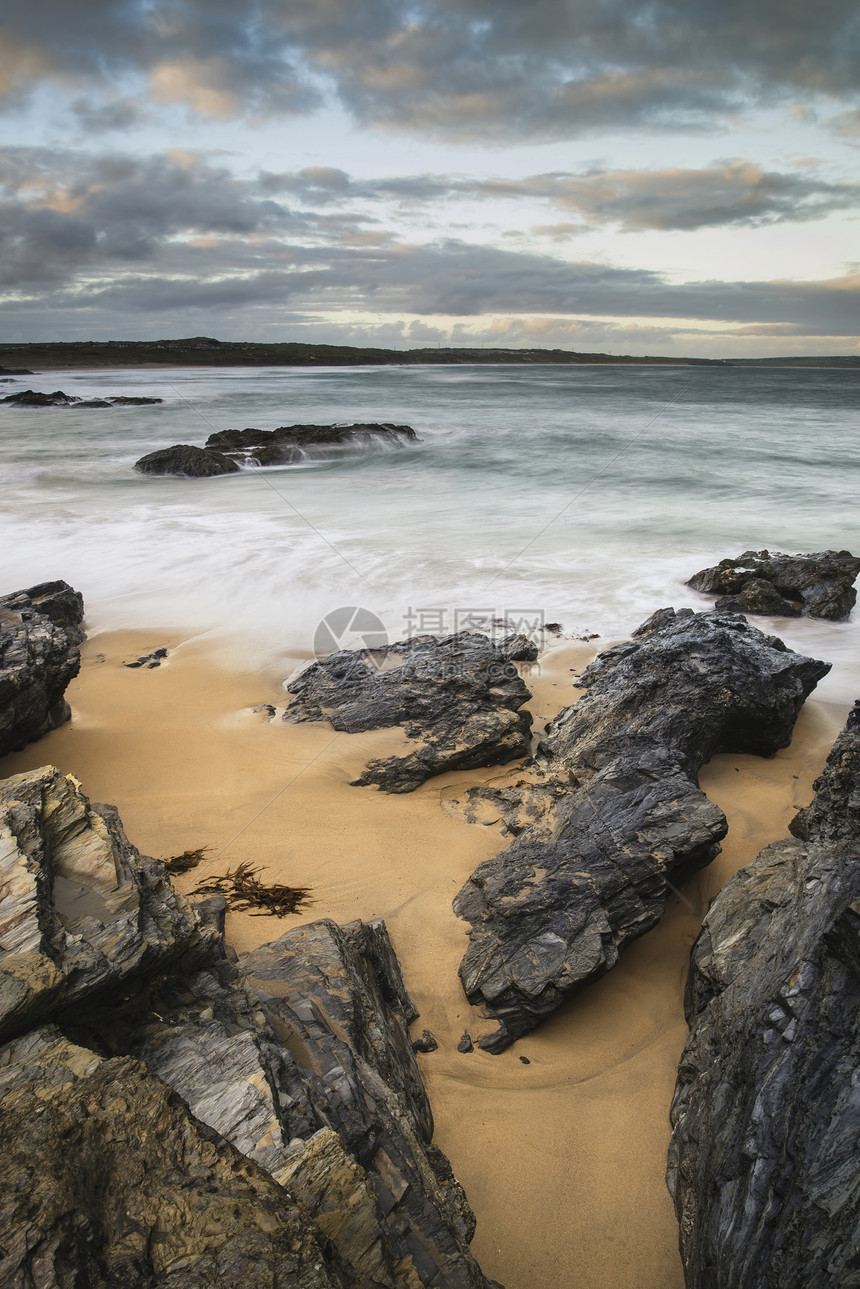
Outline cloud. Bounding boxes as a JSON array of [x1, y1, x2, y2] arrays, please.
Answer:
[[1, 145, 858, 343], [2, 0, 859, 137], [266, 160, 860, 231], [70, 96, 142, 132]]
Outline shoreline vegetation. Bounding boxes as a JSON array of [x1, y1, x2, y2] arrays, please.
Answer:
[[2, 335, 860, 371]]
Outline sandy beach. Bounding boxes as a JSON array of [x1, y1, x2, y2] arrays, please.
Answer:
[[3, 627, 848, 1289]]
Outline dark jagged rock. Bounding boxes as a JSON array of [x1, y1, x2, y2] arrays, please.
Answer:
[[0, 365, 33, 375], [790, 699, 860, 844], [283, 632, 535, 793], [134, 443, 242, 476], [206, 422, 419, 466], [0, 580, 85, 757], [667, 704, 860, 1289], [135, 423, 420, 476], [687, 548, 860, 620], [0, 767, 499, 1289], [453, 609, 830, 1051]]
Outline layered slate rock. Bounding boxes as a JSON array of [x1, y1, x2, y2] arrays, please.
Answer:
[[0, 1029, 354, 1289], [244, 921, 493, 1287], [135, 423, 419, 475], [0, 765, 216, 1041], [0, 766, 498, 1289], [0, 580, 85, 757], [667, 702, 860, 1289], [454, 609, 830, 1051], [687, 548, 860, 620], [283, 632, 535, 793]]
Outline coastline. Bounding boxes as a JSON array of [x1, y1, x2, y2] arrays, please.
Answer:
[[2, 627, 846, 1289]]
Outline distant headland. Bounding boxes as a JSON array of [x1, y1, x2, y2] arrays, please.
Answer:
[[1, 336, 859, 371]]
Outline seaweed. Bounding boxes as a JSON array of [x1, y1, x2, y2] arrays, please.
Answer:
[[161, 846, 210, 874], [191, 862, 313, 917]]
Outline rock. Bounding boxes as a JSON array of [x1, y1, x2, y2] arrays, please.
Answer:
[[134, 424, 420, 476], [134, 443, 242, 476], [667, 703, 860, 1289], [243, 920, 494, 1287], [0, 388, 79, 406], [0, 580, 85, 757], [789, 699, 860, 844], [453, 609, 830, 1051], [124, 646, 169, 668], [457, 1033, 474, 1054], [283, 632, 535, 793], [0, 769, 499, 1288], [0, 766, 217, 1042], [413, 1029, 439, 1053], [0, 388, 162, 407], [687, 548, 860, 620], [0, 366, 34, 375], [205, 422, 419, 466], [0, 1028, 354, 1289], [108, 395, 163, 405]]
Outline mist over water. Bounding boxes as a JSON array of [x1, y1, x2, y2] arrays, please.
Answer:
[[2, 362, 858, 700]]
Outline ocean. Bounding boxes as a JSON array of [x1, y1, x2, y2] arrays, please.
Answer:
[[2, 362, 858, 700]]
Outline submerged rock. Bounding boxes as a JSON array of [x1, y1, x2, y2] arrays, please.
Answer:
[[0, 388, 162, 408], [283, 632, 535, 792], [0, 766, 498, 1288], [0, 579, 85, 757], [206, 422, 419, 466], [667, 702, 860, 1289], [134, 443, 241, 477], [135, 423, 420, 476], [687, 548, 860, 620], [453, 609, 830, 1051]]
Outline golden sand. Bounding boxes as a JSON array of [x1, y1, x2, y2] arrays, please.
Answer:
[[3, 630, 847, 1289]]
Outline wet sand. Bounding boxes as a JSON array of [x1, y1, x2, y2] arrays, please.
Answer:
[[3, 629, 847, 1289]]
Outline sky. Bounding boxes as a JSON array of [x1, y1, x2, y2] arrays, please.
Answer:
[[1, 0, 859, 357]]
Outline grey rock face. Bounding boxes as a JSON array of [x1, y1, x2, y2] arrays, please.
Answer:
[[0, 767, 498, 1288], [134, 443, 242, 476], [284, 632, 536, 793], [0, 580, 85, 756], [454, 609, 830, 1051], [667, 703, 860, 1289], [687, 548, 860, 620]]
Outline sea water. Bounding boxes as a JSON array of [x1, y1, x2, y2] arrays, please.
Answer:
[[1, 362, 858, 700]]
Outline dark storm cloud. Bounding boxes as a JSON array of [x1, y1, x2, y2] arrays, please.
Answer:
[[3, 0, 859, 136], [265, 161, 860, 231]]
